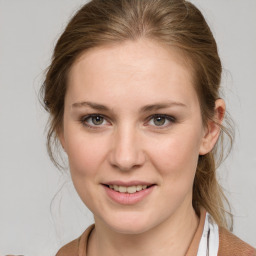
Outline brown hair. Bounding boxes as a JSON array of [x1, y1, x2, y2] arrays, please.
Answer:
[[41, 0, 234, 229]]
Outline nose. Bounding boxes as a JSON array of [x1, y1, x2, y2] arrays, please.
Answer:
[[109, 125, 146, 171]]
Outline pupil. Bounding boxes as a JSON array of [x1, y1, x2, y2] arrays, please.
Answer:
[[92, 116, 103, 125], [154, 116, 165, 126]]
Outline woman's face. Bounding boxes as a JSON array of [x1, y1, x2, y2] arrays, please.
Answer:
[[60, 39, 213, 234]]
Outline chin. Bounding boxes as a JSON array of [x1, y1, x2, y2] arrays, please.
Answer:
[[110, 222, 151, 235], [100, 211, 158, 235]]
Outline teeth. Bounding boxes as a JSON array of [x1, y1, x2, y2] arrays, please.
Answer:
[[136, 185, 142, 191], [127, 186, 136, 193], [108, 184, 149, 193], [119, 186, 127, 193]]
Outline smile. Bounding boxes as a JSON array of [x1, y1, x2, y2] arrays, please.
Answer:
[[102, 183, 156, 205], [108, 184, 150, 194]]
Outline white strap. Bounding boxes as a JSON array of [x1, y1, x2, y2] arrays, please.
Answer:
[[197, 212, 219, 256]]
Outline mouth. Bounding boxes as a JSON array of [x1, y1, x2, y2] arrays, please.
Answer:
[[103, 184, 155, 194], [102, 182, 156, 205]]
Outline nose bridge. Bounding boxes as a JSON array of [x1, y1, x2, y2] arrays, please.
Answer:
[[110, 123, 145, 171]]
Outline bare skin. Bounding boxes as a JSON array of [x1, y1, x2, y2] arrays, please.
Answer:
[[87, 203, 199, 256], [60, 39, 225, 256]]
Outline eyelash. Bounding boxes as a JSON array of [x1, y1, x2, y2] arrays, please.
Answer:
[[80, 114, 176, 129], [80, 114, 110, 129], [146, 114, 176, 128]]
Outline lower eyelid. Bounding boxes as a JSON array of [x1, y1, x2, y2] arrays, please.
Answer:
[[80, 114, 111, 128], [79, 114, 175, 128], [150, 115, 175, 121], [146, 115, 176, 127]]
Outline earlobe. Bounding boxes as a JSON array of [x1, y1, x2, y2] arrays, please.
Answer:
[[199, 99, 225, 155]]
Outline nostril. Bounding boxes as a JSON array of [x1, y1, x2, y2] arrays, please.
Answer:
[[109, 140, 146, 171]]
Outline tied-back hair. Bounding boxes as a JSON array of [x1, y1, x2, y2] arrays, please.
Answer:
[[41, 0, 234, 230]]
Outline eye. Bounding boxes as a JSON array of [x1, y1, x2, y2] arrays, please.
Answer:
[[147, 114, 175, 127], [81, 114, 109, 128]]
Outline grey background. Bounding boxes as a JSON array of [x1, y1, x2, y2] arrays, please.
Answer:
[[0, 0, 255, 255]]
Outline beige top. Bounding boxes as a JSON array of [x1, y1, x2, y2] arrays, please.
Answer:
[[56, 209, 256, 256]]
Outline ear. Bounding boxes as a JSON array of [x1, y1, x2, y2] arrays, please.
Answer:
[[199, 99, 225, 155]]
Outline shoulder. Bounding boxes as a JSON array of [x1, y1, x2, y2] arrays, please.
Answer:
[[218, 227, 256, 256], [55, 224, 95, 256], [55, 237, 80, 256]]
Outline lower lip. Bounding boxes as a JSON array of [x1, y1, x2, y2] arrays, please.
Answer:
[[103, 185, 155, 205]]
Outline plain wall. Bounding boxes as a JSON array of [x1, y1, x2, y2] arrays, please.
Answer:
[[0, 0, 255, 255]]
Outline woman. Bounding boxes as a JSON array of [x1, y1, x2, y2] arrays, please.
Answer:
[[41, 0, 255, 255]]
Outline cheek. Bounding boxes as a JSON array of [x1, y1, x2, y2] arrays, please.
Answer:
[[150, 130, 201, 179], [64, 131, 110, 210], [65, 131, 108, 178], [148, 132, 202, 210]]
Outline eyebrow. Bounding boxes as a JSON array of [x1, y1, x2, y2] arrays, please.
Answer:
[[71, 101, 187, 112], [140, 101, 187, 112], [72, 101, 110, 111]]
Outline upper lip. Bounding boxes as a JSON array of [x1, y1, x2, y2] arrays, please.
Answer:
[[102, 180, 155, 186]]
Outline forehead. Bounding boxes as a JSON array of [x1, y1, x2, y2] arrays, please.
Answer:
[[66, 39, 198, 108]]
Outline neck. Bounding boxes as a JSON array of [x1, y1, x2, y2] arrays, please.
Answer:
[[88, 204, 199, 256]]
